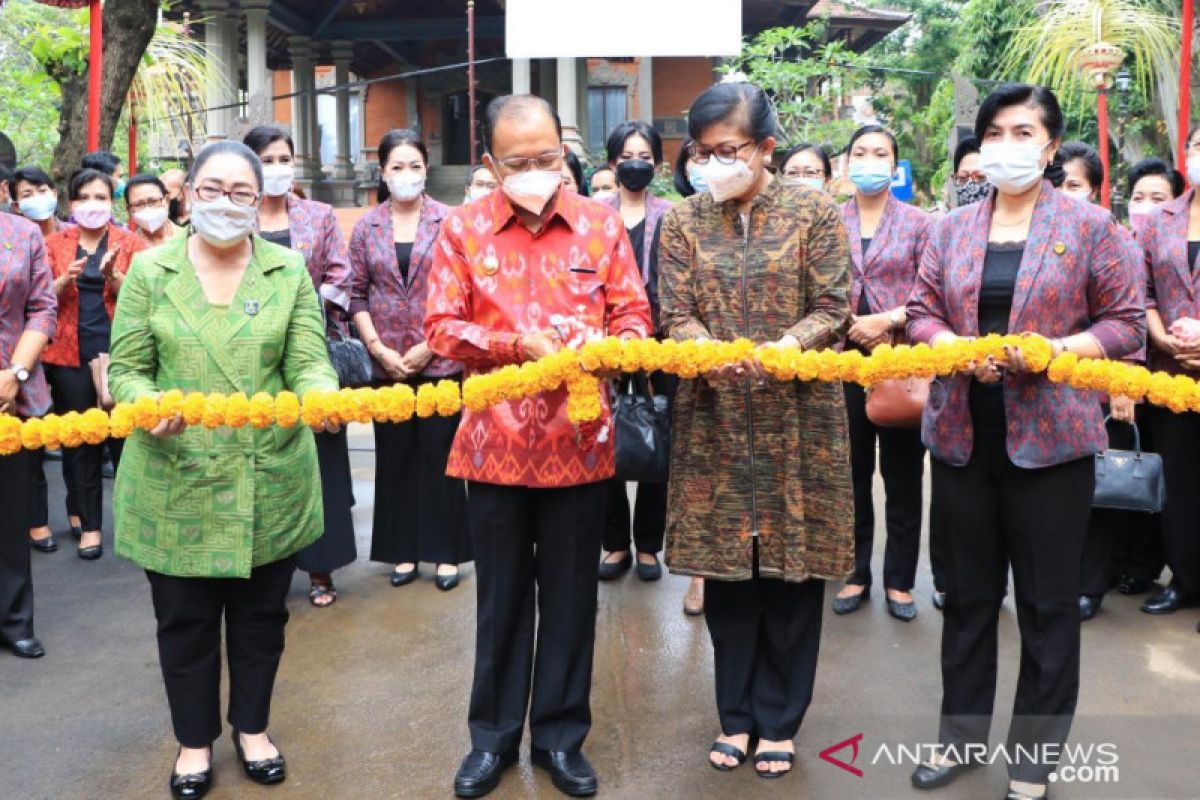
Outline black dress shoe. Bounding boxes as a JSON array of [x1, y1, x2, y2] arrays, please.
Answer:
[[7, 637, 46, 658], [231, 731, 286, 785], [831, 586, 869, 615], [1079, 594, 1102, 621], [30, 535, 58, 553], [911, 761, 975, 790], [391, 566, 419, 587], [635, 555, 662, 582], [887, 596, 917, 621], [1117, 575, 1155, 595], [435, 570, 461, 591], [77, 543, 103, 560], [932, 590, 946, 611], [170, 750, 213, 800], [69, 524, 83, 540], [531, 748, 597, 797], [597, 553, 632, 581], [454, 749, 517, 798], [1141, 584, 1194, 615]]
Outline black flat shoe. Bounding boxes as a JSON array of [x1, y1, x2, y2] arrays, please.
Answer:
[[531, 748, 597, 797], [1117, 575, 1155, 595], [7, 637, 46, 658], [887, 596, 918, 621], [1004, 785, 1048, 800], [454, 748, 517, 798], [911, 761, 976, 790], [597, 553, 632, 581], [709, 739, 749, 771], [1141, 584, 1194, 615], [1079, 594, 1102, 621], [932, 590, 946, 610], [435, 571, 461, 591], [170, 748, 213, 800], [753, 750, 794, 779], [30, 536, 57, 553], [77, 543, 103, 560], [69, 524, 83, 540], [231, 730, 286, 785], [831, 586, 869, 615], [635, 556, 662, 582], [391, 566, 419, 587]]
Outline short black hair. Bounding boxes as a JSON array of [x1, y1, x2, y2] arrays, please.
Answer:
[[1127, 157, 1185, 199], [564, 150, 588, 197], [377, 129, 428, 203], [1055, 140, 1103, 191], [243, 125, 295, 157], [9, 165, 54, 197], [952, 135, 980, 173], [483, 94, 562, 153], [465, 165, 492, 187], [0, 164, 12, 188], [605, 120, 664, 166], [847, 125, 899, 162], [779, 143, 831, 178], [187, 141, 264, 192], [124, 173, 168, 205], [673, 140, 696, 197], [68, 168, 116, 201], [975, 83, 1064, 142], [81, 150, 121, 176], [687, 81, 776, 143]]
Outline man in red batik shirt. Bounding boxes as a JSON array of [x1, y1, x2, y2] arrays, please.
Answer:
[[426, 95, 651, 799]]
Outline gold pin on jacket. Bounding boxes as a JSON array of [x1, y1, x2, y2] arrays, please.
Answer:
[[1054, 242, 1066, 255]]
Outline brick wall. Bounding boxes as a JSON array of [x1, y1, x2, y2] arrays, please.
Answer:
[[362, 68, 410, 158], [652, 56, 719, 163]]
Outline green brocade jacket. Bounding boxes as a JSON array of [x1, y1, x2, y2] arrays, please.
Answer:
[[108, 234, 339, 578]]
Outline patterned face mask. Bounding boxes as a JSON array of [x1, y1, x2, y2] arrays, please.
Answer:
[[955, 180, 991, 207]]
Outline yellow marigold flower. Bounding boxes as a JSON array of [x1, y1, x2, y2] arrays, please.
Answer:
[[20, 417, 44, 450], [60, 411, 85, 449], [202, 393, 227, 429], [300, 390, 332, 427], [415, 383, 438, 418], [1046, 353, 1079, 384], [159, 389, 185, 419], [133, 395, 162, 431], [275, 392, 301, 427], [110, 404, 136, 439], [435, 380, 462, 416], [248, 392, 276, 428], [225, 392, 251, 428], [392, 384, 416, 422], [0, 416, 22, 456], [40, 415, 62, 450], [80, 408, 110, 445], [182, 392, 208, 426]]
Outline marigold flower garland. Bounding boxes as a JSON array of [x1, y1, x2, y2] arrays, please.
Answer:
[[0, 334, 1192, 456]]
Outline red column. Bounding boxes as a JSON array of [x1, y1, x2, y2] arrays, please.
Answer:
[[1181, 0, 1195, 184], [87, 0, 102, 152], [1098, 90, 1111, 208]]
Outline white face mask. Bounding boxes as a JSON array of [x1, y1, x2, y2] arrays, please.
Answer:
[[466, 185, 493, 202], [1127, 200, 1156, 217], [18, 193, 58, 222], [700, 146, 760, 202], [501, 169, 561, 215], [979, 140, 1051, 195], [190, 196, 258, 249], [387, 172, 426, 202], [134, 206, 170, 233], [1187, 155, 1200, 188], [1064, 188, 1093, 203], [262, 164, 294, 197], [592, 190, 617, 203], [788, 176, 826, 191]]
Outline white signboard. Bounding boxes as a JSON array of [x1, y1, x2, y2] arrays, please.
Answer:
[[505, 0, 743, 59]]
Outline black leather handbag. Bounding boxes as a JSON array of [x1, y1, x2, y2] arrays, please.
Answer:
[[613, 374, 670, 484], [1092, 418, 1166, 513], [324, 309, 373, 388]]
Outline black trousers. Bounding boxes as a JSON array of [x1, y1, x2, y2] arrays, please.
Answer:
[[295, 428, 358, 574], [0, 449, 35, 643], [929, 494, 948, 593], [844, 382, 925, 590], [369, 410, 470, 566], [705, 558, 824, 741], [145, 556, 296, 748], [466, 481, 605, 754], [30, 448, 78, 529], [1081, 407, 1165, 596], [1150, 407, 1200, 596], [933, 443, 1093, 784], [44, 364, 123, 531]]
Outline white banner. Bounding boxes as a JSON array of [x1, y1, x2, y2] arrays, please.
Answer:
[[504, 0, 743, 59]]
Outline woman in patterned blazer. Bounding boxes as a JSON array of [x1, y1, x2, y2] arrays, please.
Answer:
[[905, 85, 1144, 800], [833, 125, 931, 621], [349, 129, 469, 592], [243, 125, 356, 608], [109, 142, 339, 798]]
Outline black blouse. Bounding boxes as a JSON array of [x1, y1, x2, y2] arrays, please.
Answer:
[[76, 233, 110, 362], [969, 241, 1024, 445], [395, 242, 414, 285]]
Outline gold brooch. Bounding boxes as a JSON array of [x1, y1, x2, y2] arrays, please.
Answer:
[[1053, 242, 1066, 255]]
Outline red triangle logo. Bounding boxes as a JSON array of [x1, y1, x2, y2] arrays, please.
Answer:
[[819, 733, 865, 777]]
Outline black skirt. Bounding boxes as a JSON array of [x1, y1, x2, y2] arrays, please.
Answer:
[[295, 427, 358, 573], [369, 391, 470, 566]]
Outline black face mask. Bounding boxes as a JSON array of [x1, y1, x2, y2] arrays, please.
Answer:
[[168, 197, 183, 222], [616, 159, 655, 193]]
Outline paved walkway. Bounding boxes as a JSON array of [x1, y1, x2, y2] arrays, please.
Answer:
[[4, 425, 1199, 799]]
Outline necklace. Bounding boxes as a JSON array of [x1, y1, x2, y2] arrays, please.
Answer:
[[992, 214, 1032, 228]]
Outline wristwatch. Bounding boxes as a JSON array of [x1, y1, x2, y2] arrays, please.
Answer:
[[889, 309, 904, 329], [10, 365, 30, 383]]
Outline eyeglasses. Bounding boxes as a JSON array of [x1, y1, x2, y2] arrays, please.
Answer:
[[784, 168, 826, 179], [491, 150, 563, 172], [687, 140, 756, 165], [954, 172, 987, 187], [193, 183, 259, 207], [127, 196, 165, 212]]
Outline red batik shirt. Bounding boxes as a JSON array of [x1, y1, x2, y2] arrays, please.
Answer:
[[425, 188, 652, 488]]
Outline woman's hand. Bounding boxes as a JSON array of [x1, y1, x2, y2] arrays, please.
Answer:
[[970, 355, 1005, 384], [374, 345, 411, 380], [0, 370, 19, 414], [519, 329, 563, 361], [401, 342, 434, 375], [1001, 334, 1051, 374], [1110, 394, 1136, 423], [149, 414, 187, 438], [847, 313, 894, 350], [1151, 328, 1184, 356], [309, 419, 343, 434], [55, 257, 85, 293]]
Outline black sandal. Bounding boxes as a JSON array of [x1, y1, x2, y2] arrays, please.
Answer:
[[308, 584, 337, 607], [709, 740, 749, 771], [754, 751, 794, 779]]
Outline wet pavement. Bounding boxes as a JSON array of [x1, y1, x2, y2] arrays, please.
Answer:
[[4, 425, 1200, 799]]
